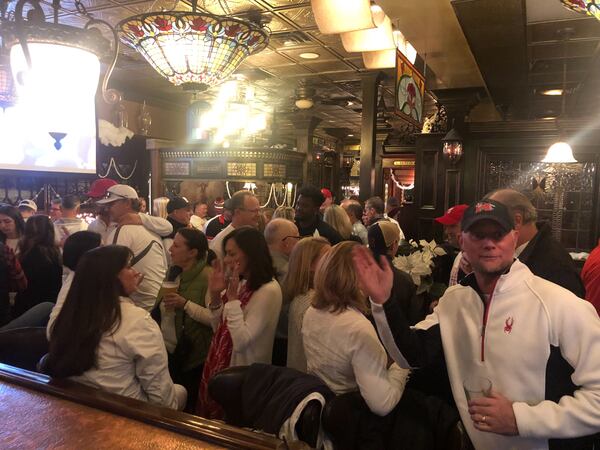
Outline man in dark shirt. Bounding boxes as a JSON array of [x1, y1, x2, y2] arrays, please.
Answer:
[[295, 186, 341, 245], [486, 188, 585, 298], [166, 196, 192, 239]]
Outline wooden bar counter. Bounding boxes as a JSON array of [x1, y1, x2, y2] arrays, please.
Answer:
[[0, 364, 281, 449]]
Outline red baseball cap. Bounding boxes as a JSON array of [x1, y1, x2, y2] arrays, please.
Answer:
[[87, 178, 118, 199], [321, 188, 332, 199], [435, 204, 469, 226]]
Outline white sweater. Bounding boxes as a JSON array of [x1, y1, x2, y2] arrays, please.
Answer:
[[302, 306, 409, 416], [69, 298, 185, 410], [185, 279, 282, 366]]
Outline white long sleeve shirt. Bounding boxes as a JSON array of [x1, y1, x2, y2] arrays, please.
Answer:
[[107, 225, 167, 311], [185, 279, 282, 366], [302, 306, 409, 416], [69, 298, 184, 410]]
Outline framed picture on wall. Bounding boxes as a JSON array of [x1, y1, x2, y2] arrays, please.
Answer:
[[395, 49, 426, 127]]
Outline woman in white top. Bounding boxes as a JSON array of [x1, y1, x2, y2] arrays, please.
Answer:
[[0, 204, 25, 254], [196, 226, 281, 419], [284, 237, 330, 372], [45, 245, 186, 410], [302, 241, 409, 417]]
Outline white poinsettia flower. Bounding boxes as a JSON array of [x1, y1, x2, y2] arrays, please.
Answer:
[[392, 255, 411, 273], [433, 246, 447, 256], [409, 239, 419, 248], [419, 239, 429, 248]]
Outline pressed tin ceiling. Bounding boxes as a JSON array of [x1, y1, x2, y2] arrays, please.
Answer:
[[16, 0, 595, 138]]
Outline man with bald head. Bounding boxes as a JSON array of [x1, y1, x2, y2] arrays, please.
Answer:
[[265, 218, 300, 284], [485, 188, 585, 297], [265, 218, 300, 366]]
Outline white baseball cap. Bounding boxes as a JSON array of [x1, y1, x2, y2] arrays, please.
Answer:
[[18, 199, 38, 212], [96, 184, 138, 204]]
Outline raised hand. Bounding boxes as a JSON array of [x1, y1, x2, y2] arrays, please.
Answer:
[[226, 263, 240, 301], [163, 292, 186, 309], [352, 245, 393, 305], [208, 259, 227, 295]]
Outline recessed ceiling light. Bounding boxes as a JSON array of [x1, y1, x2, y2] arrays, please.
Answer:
[[540, 89, 563, 96], [283, 40, 295, 47], [348, 134, 354, 137], [299, 52, 320, 60], [347, 100, 354, 106]]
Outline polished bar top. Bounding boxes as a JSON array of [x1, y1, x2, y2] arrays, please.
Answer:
[[0, 381, 224, 449], [0, 364, 281, 449]]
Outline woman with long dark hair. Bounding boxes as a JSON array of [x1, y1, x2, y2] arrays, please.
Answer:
[[46, 245, 186, 410], [0, 204, 25, 253], [14, 215, 62, 317], [197, 226, 282, 418]]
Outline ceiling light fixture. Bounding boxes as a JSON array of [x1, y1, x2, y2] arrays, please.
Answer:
[[543, 28, 577, 163], [341, 14, 395, 53], [540, 89, 564, 96], [560, 0, 600, 21], [299, 52, 320, 60], [117, 5, 269, 92], [311, 0, 383, 35], [0, 0, 118, 150], [363, 24, 418, 69]]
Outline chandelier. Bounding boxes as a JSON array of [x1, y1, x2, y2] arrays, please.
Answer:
[[0, 0, 118, 149], [560, 1, 600, 20], [117, 8, 269, 92]]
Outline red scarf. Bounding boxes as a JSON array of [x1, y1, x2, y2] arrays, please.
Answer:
[[197, 284, 254, 419]]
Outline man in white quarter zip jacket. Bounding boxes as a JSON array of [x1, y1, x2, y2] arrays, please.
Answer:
[[353, 199, 600, 450]]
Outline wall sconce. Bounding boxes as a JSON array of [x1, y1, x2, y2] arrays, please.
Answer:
[[441, 127, 463, 164], [311, 0, 383, 35]]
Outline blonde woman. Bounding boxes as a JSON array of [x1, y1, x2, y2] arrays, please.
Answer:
[[152, 197, 169, 219], [284, 237, 330, 371], [273, 206, 295, 221], [302, 241, 409, 416], [323, 205, 358, 242]]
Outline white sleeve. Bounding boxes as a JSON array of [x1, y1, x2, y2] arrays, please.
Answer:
[[350, 322, 409, 416], [139, 214, 173, 237], [183, 299, 214, 327], [124, 313, 182, 410], [513, 299, 600, 439], [223, 282, 282, 353]]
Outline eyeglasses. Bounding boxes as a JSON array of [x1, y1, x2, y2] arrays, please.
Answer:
[[282, 235, 302, 242]]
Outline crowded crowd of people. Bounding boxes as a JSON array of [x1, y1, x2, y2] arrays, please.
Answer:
[[0, 180, 599, 449]]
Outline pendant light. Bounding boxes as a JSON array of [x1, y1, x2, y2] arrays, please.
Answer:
[[311, 0, 384, 35], [543, 28, 577, 164]]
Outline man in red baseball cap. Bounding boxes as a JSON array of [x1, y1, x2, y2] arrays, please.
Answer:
[[86, 178, 118, 200], [319, 188, 333, 213], [435, 204, 469, 286]]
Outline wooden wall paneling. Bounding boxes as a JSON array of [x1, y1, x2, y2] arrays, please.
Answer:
[[445, 169, 461, 210], [419, 150, 439, 210]]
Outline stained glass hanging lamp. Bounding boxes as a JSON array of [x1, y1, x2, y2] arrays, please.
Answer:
[[560, 1, 600, 20], [117, 1, 270, 92]]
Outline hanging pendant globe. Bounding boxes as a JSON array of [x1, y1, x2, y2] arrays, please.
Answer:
[[542, 141, 577, 163], [117, 12, 269, 91]]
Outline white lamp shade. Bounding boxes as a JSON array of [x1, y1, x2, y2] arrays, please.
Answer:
[[542, 141, 577, 163], [341, 15, 395, 53], [11, 42, 99, 137], [311, 0, 379, 34], [362, 49, 396, 69], [295, 98, 314, 109]]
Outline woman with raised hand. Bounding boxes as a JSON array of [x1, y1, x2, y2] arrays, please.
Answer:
[[46, 245, 186, 410], [197, 226, 282, 419], [303, 241, 409, 417]]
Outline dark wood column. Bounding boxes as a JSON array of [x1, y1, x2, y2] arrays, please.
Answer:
[[359, 72, 384, 201], [293, 114, 322, 185]]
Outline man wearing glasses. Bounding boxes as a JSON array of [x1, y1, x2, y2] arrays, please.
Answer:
[[209, 190, 261, 260]]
